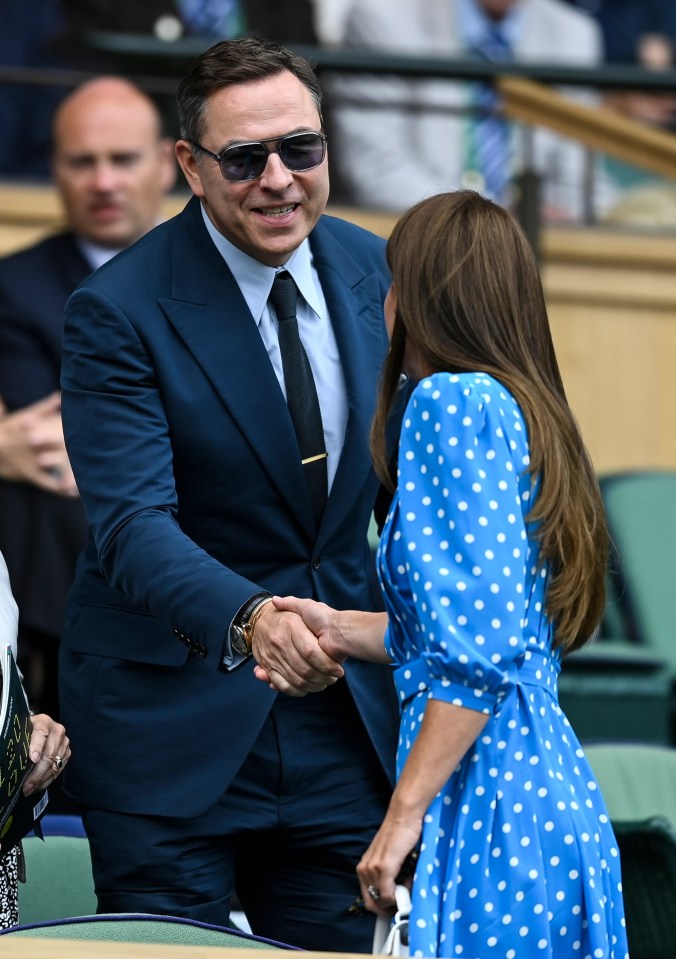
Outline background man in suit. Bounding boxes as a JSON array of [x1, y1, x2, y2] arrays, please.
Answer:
[[60, 0, 319, 44], [59, 37, 400, 951], [0, 76, 176, 719], [326, 0, 607, 220]]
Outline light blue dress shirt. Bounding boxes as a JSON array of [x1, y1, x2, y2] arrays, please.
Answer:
[[200, 205, 348, 491], [456, 0, 523, 51], [76, 238, 120, 272]]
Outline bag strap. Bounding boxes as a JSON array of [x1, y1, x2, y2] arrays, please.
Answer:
[[372, 885, 412, 955], [393, 885, 412, 916]]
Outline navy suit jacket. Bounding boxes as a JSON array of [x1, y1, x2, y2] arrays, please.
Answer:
[[0, 232, 89, 636], [60, 197, 401, 817]]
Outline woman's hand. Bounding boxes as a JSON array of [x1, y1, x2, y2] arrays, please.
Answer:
[[356, 813, 422, 915], [22, 713, 70, 796]]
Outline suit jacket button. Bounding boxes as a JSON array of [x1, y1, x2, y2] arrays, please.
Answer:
[[312, 556, 321, 570]]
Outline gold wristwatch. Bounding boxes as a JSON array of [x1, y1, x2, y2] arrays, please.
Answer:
[[230, 592, 273, 655]]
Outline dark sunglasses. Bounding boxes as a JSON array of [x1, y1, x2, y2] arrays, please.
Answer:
[[188, 131, 327, 182]]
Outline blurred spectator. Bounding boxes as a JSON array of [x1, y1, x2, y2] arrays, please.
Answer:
[[55, 1, 320, 146], [0, 1, 67, 179], [559, 0, 676, 127], [576, 0, 676, 213], [312, 0, 353, 47], [0, 2, 321, 182], [594, 0, 675, 67], [59, 0, 318, 44], [325, 0, 606, 221], [595, 0, 676, 130], [0, 77, 176, 721]]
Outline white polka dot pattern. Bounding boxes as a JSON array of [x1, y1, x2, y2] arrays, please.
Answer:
[[377, 373, 628, 958]]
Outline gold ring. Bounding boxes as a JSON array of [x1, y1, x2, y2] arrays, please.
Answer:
[[53, 755, 63, 770]]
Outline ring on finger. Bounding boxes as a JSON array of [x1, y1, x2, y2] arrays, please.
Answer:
[[367, 884, 381, 901], [53, 755, 63, 771]]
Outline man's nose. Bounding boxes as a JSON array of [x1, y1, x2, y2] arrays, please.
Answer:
[[258, 151, 294, 190], [90, 162, 119, 190]]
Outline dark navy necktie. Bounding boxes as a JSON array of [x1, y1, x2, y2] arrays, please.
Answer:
[[269, 271, 328, 526]]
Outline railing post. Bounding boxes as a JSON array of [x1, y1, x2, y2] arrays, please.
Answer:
[[513, 122, 542, 261], [514, 169, 542, 261]]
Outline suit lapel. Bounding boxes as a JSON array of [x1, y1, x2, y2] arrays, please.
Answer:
[[160, 202, 388, 540], [160, 200, 315, 531]]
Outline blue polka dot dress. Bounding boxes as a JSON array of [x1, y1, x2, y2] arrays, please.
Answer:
[[377, 372, 628, 959]]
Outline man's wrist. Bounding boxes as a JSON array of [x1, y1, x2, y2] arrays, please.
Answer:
[[245, 597, 274, 650], [230, 591, 273, 655]]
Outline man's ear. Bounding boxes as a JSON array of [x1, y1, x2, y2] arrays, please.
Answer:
[[175, 140, 206, 198]]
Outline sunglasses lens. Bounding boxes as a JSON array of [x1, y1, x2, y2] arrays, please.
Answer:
[[220, 144, 268, 181], [279, 133, 326, 172], [218, 133, 326, 181]]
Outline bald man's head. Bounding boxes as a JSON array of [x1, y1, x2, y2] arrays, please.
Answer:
[[53, 77, 176, 249]]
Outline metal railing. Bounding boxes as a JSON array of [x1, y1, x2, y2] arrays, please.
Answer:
[[2, 36, 676, 249]]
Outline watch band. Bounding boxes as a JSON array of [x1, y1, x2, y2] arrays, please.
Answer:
[[230, 591, 273, 656], [244, 597, 274, 650]]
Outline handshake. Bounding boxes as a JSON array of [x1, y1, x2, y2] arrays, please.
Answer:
[[250, 597, 389, 697]]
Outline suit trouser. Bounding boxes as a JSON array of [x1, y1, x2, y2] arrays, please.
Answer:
[[82, 680, 392, 952]]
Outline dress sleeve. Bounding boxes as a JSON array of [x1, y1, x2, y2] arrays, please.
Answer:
[[395, 375, 531, 714]]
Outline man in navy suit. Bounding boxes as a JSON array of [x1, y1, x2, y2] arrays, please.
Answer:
[[0, 77, 176, 719], [60, 37, 401, 951]]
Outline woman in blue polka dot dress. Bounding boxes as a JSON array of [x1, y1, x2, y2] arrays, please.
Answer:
[[271, 191, 628, 958]]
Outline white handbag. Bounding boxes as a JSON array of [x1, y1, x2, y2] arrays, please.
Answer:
[[372, 884, 412, 957]]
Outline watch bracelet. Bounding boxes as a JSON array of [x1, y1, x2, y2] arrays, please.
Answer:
[[244, 596, 275, 651]]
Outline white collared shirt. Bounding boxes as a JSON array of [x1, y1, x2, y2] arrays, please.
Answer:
[[200, 205, 347, 490]]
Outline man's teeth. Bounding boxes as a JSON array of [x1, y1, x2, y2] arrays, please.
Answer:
[[264, 205, 295, 217]]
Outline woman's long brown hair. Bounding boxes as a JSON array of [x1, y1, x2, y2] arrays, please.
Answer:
[[371, 191, 606, 653]]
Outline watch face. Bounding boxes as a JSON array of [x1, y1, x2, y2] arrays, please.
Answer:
[[231, 626, 249, 657]]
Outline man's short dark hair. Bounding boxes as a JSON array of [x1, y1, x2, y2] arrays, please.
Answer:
[[177, 36, 323, 144]]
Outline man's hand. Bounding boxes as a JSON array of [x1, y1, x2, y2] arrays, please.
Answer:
[[271, 596, 346, 662], [0, 392, 78, 496], [250, 602, 344, 697]]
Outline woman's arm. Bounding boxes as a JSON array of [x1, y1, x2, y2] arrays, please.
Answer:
[[253, 597, 390, 689], [271, 596, 390, 663], [358, 698, 488, 913]]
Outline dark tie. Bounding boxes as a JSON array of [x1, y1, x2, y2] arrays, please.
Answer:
[[269, 271, 328, 526], [470, 26, 512, 202]]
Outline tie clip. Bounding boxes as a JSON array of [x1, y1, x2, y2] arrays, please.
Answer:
[[302, 452, 328, 465]]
